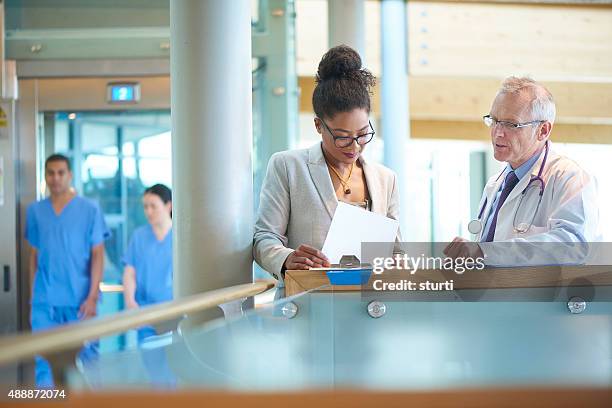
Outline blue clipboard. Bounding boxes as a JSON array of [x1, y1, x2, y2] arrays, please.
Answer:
[[325, 268, 372, 285], [321, 255, 372, 286]]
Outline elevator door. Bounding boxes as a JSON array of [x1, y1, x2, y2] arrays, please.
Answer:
[[40, 110, 172, 284]]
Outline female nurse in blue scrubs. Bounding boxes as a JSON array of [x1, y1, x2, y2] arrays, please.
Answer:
[[122, 184, 173, 335], [122, 184, 175, 387]]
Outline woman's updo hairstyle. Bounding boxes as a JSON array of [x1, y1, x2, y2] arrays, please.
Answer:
[[312, 45, 376, 119]]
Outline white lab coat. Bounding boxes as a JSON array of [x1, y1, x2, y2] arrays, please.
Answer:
[[475, 143, 600, 266]]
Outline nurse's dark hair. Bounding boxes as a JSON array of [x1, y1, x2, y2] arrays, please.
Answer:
[[312, 44, 375, 119], [144, 184, 172, 204], [45, 154, 71, 171]]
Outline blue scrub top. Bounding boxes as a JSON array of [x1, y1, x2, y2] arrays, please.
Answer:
[[123, 225, 173, 306], [25, 196, 110, 307]]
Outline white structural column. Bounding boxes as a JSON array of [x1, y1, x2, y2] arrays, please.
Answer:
[[170, 1, 253, 298], [381, 0, 410, 237], [328, 0, 365, 59]]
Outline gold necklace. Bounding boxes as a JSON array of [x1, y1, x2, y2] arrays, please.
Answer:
[[327, 162, 354, 194]]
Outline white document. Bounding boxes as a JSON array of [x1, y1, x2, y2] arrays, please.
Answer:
[[322, 202, 399, 264]]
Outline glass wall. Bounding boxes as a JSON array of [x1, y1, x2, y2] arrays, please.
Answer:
[[554, 143, 612, 241]]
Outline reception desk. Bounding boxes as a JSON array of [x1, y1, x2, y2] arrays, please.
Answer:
[[284, 265, 612, 296]]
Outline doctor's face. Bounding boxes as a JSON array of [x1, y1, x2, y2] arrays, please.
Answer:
[[315, 108, 372, 165], [143, 193, 172, 226], [489, 92, 547, 169]]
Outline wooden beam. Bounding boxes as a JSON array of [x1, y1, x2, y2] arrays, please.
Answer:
[[298, 76, 612, 144], [299, 76, 612, 121], [408, 2, 612, 78], [410, 120, 612, 144], [296, 2, 612, 78]]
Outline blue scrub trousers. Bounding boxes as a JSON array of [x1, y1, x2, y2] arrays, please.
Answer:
[[31, 305, 99, 388]]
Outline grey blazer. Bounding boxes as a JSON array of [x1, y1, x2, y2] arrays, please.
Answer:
[[253, 142, 401, 282]]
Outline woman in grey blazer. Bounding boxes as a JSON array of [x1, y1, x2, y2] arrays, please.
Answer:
[[254, 45, 401, 282]]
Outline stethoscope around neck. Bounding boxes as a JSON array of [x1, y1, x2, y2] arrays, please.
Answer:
[[468, 141, 549, 237]]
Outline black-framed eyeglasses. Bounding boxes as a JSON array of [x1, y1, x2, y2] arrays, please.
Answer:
[[318, 118, 376, 148], [483, 115, 544, 131]]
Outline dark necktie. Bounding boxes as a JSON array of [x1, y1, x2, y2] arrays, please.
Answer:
[[484, 171, 519, 242]]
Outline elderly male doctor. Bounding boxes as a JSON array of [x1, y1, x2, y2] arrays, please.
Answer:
[[445, 76, 599, 264]]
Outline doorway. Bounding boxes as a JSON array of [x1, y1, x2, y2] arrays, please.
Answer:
[[40, 110, 172, 283]]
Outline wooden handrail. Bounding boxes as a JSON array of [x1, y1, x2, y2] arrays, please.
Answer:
[[0, 281, 275, 366]]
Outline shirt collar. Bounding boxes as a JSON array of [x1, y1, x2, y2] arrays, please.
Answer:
[[505, 148, 542, 181]]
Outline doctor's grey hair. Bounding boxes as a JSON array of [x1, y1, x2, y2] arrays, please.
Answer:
[[498, 76, 556, 125]]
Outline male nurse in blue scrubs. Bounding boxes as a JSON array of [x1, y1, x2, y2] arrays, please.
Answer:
[[25, 154, 110, 387]]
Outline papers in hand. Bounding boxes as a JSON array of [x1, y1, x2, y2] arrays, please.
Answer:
[[321, 202, 399, 264]]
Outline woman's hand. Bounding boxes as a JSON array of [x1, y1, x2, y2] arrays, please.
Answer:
[[284, 244, 331, 270]]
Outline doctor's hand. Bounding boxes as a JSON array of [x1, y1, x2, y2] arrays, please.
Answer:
[[443, 237, 484, 260], [284, 244, 331, 270], [79, 296, 98, 320]]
